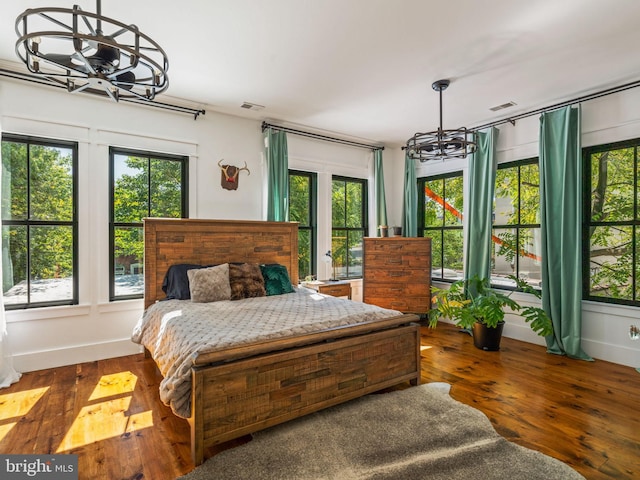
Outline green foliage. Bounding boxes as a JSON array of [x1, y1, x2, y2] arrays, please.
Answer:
[[496, 232, 514, 262], [423, 178, 442, 228], [423, 175, 464, 274], [1, 141, 74, 291], [587, 147, 637, 300], [289, 175, 310, 225], [331, 179, 364, 278], [429, 275, 553, 336], [492, 162, 542, 283], [289, 173, 313, 279], [112, 155, 183, 261]]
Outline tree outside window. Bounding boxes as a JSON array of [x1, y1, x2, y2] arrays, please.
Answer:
[[584, 140, 640, 305], [1, 135, 77, 308], [331, 176, 367, 279], [289, 171, 316, 281], [418, 172, 464, 282], [492, 159, 541, 289], [110, 148, 187, 300]]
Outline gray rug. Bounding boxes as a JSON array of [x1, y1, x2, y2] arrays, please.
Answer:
[[178, 384, 584, 480]]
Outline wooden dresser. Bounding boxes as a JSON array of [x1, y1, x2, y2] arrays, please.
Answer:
[[362, 237, 431, 316]]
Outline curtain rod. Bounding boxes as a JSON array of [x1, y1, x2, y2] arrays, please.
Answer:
[[0, 68, 206, 120], [261, 121, 384, 151], [470, 78, 640, 132]]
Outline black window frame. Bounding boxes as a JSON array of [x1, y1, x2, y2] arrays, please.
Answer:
[[109, 147, 188, 301], [288, 170, 317, 281], [1, 133, 78, 310], [331, 175, 368, 280], [583, 137, 640, 306], [418, 171, 464, 283], [491, 158, 541, 290]]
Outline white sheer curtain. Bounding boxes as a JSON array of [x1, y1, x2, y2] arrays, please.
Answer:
[[0, 122, 21, 388]]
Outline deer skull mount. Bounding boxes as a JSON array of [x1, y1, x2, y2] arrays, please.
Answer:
[[218, 159, 250, 190]]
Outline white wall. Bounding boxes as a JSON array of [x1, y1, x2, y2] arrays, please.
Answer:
[[285, 133, 376, 300], [0, 79, 373, 372], [389, 87, 640, 369], [4, 77, 640, 372]]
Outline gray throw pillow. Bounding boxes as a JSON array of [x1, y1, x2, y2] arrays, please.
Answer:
[[187, 263, 231, 303]]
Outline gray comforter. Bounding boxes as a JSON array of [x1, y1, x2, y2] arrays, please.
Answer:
[[131, 287, 402, 418]]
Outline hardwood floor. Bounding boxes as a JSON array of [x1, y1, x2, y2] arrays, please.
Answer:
[[1, 323, 638, 479]]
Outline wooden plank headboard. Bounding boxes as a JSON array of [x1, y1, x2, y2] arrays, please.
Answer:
[[143, 218, 299, 309]]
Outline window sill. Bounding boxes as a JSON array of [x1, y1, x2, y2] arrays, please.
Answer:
[[96, 298, 144, 314], [6, 304, 91, 323]]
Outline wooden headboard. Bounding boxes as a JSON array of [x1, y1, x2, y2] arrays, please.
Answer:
[[143, 218, 299, 309]]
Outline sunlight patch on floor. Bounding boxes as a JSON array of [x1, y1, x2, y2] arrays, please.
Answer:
[[57, 372, 153, 452], [88, 371, 137, 401], [0, 387, 49, 442], [57, 397, 153, 452], [0, 386, 49, 420], [0, 422, 16, 442]]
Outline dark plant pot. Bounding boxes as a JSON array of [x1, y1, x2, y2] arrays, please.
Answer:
[[392, 226, 402, 236], [472, 321, 505, 351]]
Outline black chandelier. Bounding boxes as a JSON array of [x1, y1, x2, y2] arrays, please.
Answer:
[[15, 0, 169, 102], [406, 79, 476, 162]]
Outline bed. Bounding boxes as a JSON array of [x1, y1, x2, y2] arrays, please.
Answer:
[[135, 218, 421, 465]]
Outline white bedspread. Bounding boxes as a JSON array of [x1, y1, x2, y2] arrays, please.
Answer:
[[131, 287, 402, 418]]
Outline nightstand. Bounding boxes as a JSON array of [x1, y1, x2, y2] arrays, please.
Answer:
[[302, 280, 352, 299]]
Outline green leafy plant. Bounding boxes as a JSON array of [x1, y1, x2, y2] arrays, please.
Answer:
[[428, 275, 553, 336]]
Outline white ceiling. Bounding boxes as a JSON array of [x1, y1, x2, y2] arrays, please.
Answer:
[[1, 0, 640, 147]]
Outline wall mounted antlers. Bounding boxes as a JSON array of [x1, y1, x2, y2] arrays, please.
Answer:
[[218, 159, 250, 190]]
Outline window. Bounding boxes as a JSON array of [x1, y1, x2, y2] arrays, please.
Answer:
[[584, 139, 640, 305], [331, 176, 367, 279], [492, 159, 541, 289], [1, 134, 78, 309], [418, 172, 464, 282], [110, 147, 188, 300], [289, 170, 317, 280]]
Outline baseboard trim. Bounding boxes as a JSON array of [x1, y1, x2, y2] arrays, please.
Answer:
[[12, 339, 142, 373]]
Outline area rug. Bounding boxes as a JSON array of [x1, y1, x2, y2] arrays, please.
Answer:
[[178, 383, 584, 480]]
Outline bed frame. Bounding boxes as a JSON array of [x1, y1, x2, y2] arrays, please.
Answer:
[[143, 218, 421, 465]]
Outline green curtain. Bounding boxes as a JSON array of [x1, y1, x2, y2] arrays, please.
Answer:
[[539, 106, 592, 360], [464, 128, 498, 281], [374, 149, 388, 235], [402, 152, 418, 237], [264, 128, 289, 222]]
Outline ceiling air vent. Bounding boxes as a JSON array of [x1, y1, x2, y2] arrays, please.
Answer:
[[240, 102, 265, 111], [489, 101, 517, 112]]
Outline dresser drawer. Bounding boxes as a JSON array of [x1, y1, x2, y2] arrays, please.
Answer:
[[318, 283, 351, 298], [363, 284, 430, 296], [365, 241, 431, 255], [364, 269, 424, 282], [363, 296, 431, 313], [362, 237, 431, 314]]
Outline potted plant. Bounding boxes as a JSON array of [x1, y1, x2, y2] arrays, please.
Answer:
[[428, 275, 553, 351]]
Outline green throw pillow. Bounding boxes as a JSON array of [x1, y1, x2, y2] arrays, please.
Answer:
[[260, 264, 295, 296]]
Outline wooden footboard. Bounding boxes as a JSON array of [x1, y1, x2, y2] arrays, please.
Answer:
[[142, 219, 423, 465], [189, 321, 421, 465]]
